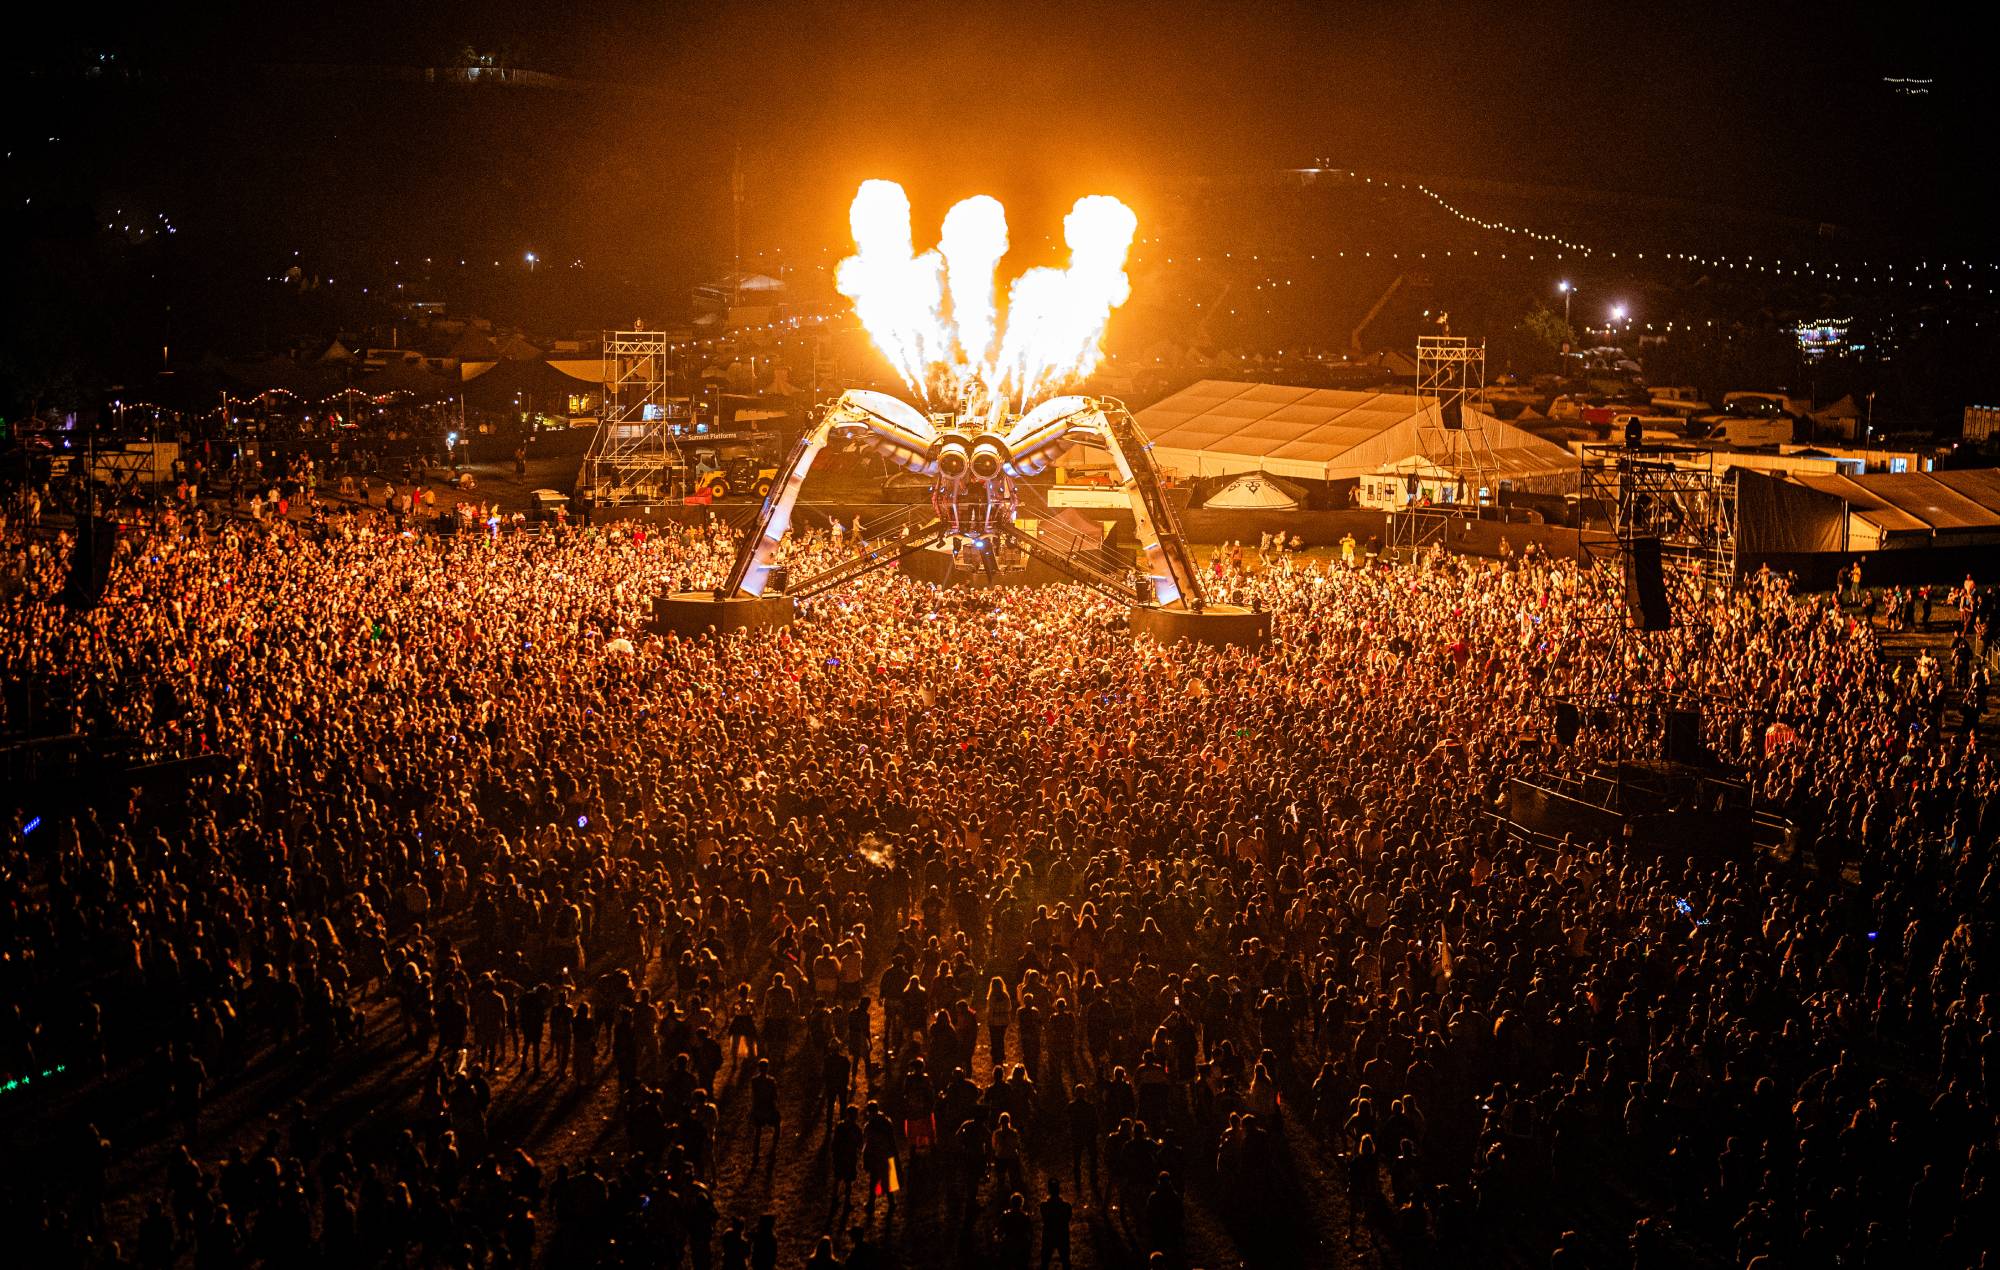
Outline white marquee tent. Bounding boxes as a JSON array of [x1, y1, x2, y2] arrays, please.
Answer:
[[1086, 379, 1577, 489]]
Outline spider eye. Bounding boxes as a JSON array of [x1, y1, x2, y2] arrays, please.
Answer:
[[969, 438, 1008, 481]]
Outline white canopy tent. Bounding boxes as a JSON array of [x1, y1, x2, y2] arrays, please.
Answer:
[[1201, 471, 1307, 510], [1070, 379, 1578, 488]]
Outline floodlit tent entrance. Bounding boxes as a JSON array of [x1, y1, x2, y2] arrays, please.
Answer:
[[1364, 456, 1479, 510]]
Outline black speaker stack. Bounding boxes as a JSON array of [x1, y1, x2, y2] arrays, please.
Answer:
[[61, 517, 119, 611], [1622, 535, 1672, 631]]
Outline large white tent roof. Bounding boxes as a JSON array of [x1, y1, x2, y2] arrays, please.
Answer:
[[1090, 379, 1577, 483]]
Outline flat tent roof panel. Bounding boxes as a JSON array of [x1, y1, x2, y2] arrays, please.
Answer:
[[1486, 446, 1576, 478], [1196, 436, 1289, 455], [1295, 424, 1384, 448], [1231, 417, 1316, 442], [1858, 474, 2000, 531], [1794, 474, 1932, 534], [1263, 404, 1349, 427], [1165, 424, 1249, 448], [1237, 383, 1312, 404], [1272, 431, 1374, 459], [1918, 468, 2000, 523]]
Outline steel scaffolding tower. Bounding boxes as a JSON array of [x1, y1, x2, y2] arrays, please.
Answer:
[[1389, 334, 1492, 556], [1551, 444, 1742, 798], [1577, 444, 1740, 602], [580, 331, 674, 505]]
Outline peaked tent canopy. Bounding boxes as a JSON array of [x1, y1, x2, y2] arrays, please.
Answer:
[[460, 358, 598, 413], [448, 328, 500, 362], [497, 334, 545, 362], [1202, 471, 1307, 510], [361, 359, 449, 399]]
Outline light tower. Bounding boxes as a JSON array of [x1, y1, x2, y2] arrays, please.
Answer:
[[1389, 333, 1494, 557]]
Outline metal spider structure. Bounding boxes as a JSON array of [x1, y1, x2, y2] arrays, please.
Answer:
[[717, 389, 1208, 611]]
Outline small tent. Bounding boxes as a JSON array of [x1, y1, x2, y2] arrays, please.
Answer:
[[1202, 471, 1306, 511], [448, 328, 500, 363], [1813, 395, 1863, 440], [461, 358, 598, 416], [497, 334, 545, 362], [362, 359, 449, 399]]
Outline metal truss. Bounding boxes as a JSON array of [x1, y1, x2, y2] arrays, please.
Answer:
[[1578, 444, 1739, 600], [580, 330, 674, 505], [1390, 335, 1492, 557], [1550, 445, 1743, 784]]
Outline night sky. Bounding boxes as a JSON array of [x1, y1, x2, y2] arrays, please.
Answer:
[[9, 1, 1971, 219], [0, 1, 1986, 402]]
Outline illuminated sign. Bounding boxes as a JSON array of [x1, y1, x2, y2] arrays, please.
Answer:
[[1795, 318, 1851, 361]]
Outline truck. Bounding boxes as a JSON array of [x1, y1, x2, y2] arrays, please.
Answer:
[[686, 446, 778, 499], [1693, 393, 1796, 447], [1648, 386, 1712, 417]]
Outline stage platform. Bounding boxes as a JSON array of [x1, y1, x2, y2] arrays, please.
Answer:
[[651, 591, 795, 638], [1129, 603, 1271, 649]]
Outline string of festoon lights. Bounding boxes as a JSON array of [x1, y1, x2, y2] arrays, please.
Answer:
[[1167, 167, 1999, 298], [190, 387, 433, 423], [1396, 172, 1996, 295]]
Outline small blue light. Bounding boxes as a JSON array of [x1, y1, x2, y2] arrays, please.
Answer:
[[576, 815, 589, 829], [22, 817, 42, 835]]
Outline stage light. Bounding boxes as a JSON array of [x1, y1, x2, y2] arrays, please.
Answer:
[[969, 437, 1008, 481]]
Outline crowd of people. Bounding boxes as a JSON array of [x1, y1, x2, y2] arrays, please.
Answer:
[[1, 493, 1995, 1270]]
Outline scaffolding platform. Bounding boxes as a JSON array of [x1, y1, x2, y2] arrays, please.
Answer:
[[580, 331, 676, 505], [1388, 334, 1492, 556]]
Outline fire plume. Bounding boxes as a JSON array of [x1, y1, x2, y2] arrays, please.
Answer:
[[834, 180, 1136, 421]]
